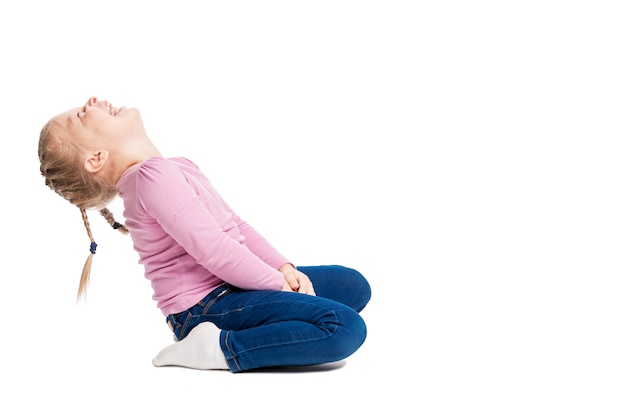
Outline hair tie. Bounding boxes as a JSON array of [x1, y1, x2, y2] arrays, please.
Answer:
[[90, 241, 98, 254], [112, 222, 121, 230]]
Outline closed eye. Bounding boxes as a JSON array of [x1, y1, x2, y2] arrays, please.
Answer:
[[76, 105, 87, 118]]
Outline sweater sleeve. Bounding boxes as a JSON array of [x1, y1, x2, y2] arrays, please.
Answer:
[[236, 218, 291, 270], [214, 196, 290, 270], [135, 159, 284, 291]]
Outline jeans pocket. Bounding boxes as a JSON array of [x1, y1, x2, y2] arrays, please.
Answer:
[[166, 285, 232, 341]]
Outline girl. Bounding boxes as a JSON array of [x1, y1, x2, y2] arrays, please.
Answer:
[[38, 97, 371, 372]]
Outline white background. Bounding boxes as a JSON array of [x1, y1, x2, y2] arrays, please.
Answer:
[[1, 1, 625, 416]]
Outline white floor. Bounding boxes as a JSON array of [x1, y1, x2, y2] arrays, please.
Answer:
[[7, 300, 399, 416], [2, 1, 626, 416]]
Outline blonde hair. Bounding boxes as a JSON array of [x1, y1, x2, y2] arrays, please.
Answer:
[[39, 119, 129, 301]]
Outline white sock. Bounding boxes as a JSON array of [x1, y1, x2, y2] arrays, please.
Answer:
[[152, 322, 229, 370]]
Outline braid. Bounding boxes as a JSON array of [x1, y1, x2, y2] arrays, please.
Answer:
[[76, 208, 130, 302], [78, 207, 96, 302], [99, 207, 129, 235]]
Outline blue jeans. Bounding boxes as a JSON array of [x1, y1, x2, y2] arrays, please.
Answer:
[[165, 265, 371, 372]]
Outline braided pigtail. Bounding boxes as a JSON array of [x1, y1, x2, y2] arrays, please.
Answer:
[[99, 207, 129, 235], [76, 207, 129, 302], [78, 207, 97, 302]]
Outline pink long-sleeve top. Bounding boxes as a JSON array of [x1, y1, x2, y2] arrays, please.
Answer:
[[116, 157, 288, 316]]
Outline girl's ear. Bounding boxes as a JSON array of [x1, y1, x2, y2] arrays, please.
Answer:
[[84, 150, 109, 173]]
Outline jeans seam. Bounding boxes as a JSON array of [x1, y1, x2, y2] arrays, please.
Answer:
[[223, 331, 241, 372]]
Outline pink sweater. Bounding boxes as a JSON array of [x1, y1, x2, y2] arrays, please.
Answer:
[[117, 157, 288, 315]]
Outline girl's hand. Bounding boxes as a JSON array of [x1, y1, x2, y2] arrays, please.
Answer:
[[279, 263, 316, 296]]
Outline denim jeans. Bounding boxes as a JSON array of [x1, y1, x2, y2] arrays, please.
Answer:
[[165, 265, 371, 372]]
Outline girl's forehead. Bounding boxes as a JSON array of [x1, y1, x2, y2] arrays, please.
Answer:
[[51, 108, 80, 133], [47, 119, 72, 144]]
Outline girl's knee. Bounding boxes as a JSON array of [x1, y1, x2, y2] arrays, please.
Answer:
[[341, 266, 372, 312], [332, 309, 367, 361]]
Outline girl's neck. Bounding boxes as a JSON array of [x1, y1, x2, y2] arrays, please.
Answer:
[[112, 140, 162, 185]]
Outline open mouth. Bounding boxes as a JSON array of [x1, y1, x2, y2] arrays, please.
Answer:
[[107, 103, 120, 116]]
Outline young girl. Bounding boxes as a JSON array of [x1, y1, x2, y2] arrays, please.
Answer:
[[38, 97, 371, 372]]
